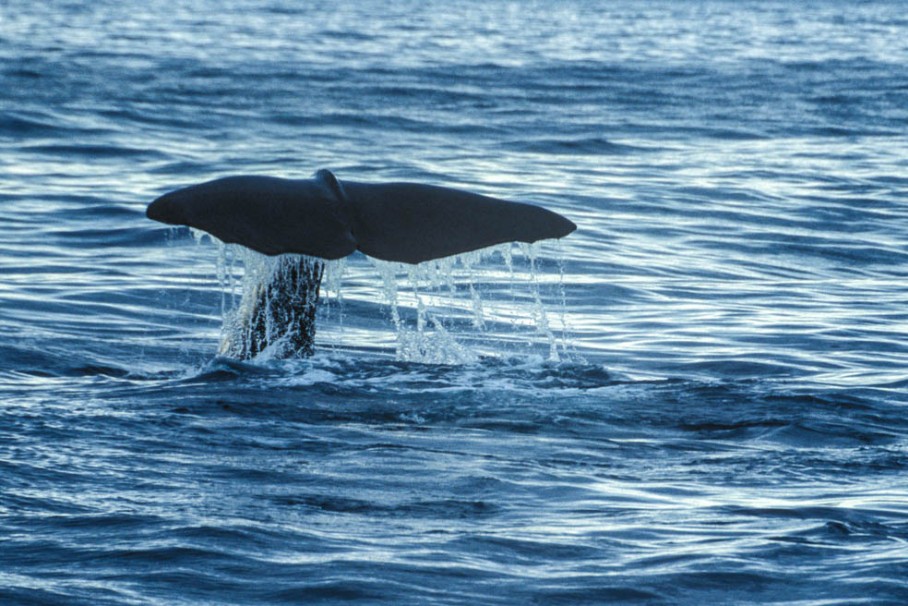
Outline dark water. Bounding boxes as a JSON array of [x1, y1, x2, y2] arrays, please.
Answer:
[[2, 1, 908, 604]]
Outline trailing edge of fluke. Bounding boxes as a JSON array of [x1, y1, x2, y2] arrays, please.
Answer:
[[146, 169, 576, 264]]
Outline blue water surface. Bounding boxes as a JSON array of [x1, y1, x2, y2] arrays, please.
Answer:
[[2, 1, 907, 604]]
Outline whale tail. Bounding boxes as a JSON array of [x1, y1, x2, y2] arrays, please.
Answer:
[[146, 170, 576, 264]]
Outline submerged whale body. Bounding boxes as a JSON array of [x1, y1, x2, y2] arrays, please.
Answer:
[[147, 169, 576, 359], [146, 169, 576, 264]]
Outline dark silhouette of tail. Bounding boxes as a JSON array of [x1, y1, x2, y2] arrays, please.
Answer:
[[147, 170, 576, 264]]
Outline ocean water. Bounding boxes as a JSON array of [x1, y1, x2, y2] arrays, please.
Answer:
[[2, 0, 908, 604]]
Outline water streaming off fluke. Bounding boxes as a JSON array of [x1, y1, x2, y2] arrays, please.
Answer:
[[207, 237, 569, 364]]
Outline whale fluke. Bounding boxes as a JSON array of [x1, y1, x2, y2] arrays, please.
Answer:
[[147, 170, 576, 359], [146, 170, 575, 264]]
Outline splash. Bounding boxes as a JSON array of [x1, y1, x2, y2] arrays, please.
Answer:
[[202, 233, 568, 364], [215, 249, 323, 360]]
